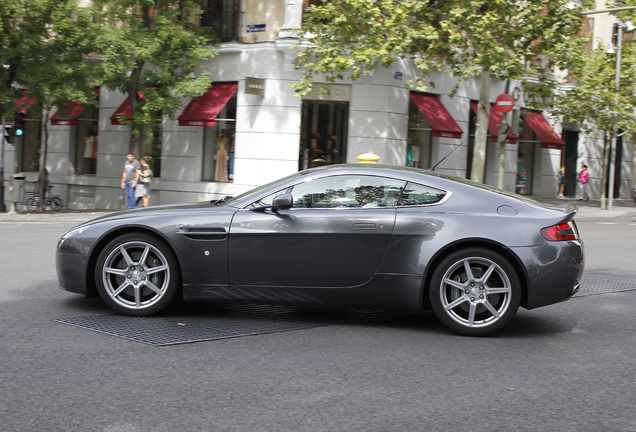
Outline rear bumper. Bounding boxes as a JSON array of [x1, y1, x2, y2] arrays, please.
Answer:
[[511, 240, 584, 309]]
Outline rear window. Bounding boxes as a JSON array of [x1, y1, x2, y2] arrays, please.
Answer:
[[398, 182, 447, 206]]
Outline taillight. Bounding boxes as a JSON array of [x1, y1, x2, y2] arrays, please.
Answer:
[[541, 221, 580, 241]]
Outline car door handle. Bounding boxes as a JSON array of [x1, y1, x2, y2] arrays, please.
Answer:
[[353, 223, 377, 229]]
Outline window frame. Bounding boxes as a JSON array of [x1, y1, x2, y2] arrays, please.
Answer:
[[246, 175, 451, 210]]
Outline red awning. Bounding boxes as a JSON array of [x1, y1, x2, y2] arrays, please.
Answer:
[[410, 93, 463, 139], [178, 83, 238, 127], [110, 98, 132, 125], [470, 101, 518, 144], [51, 101, 85, 125], [523, 112, 565, 149], [51, 88, 100, 125], [110, 93, 145, 125]]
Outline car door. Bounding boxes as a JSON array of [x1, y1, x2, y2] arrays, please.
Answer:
[[228, 175, 406, 287]]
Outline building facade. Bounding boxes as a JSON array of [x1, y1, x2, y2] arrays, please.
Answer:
[[2, 0, 633, 211]]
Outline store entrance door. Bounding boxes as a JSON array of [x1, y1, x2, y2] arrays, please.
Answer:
[[563, 130, 579, 197], [299, 100, 349, 170]]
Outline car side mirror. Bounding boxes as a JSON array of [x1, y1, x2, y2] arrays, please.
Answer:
[[271, 194, 293, 212]]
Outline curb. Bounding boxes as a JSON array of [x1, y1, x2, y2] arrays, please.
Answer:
[[0, 198, 634, 223]]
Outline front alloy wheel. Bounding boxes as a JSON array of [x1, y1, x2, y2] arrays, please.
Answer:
[[96, 233, 179, 316], [430, 248, 520, 336]]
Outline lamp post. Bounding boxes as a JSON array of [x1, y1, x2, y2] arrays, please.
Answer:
[[607, 24, 622, 211], [0, 119, 6, 212]]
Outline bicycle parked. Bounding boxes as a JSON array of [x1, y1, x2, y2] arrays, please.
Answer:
[[25, 185, 63, 212]]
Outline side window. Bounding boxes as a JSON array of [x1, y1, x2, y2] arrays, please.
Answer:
[[290, 175, 406, 209], [398, 182, 447, 206]]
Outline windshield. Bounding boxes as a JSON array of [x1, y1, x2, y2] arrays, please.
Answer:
[[222, 171, 306, 207]]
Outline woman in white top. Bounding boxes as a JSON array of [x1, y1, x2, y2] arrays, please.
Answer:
[[135, 156, 152, 207]]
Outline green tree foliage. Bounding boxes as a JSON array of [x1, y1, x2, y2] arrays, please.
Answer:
[[2, 0, 95, 117], [296, 0, 587, 95], [296, 0, 589, 183], [1, 0, 98, 210], [93, 0, 217, 155], [552, 5, 636, 139]]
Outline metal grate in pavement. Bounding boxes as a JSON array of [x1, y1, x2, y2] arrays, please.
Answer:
[[54, 270, 636, 346], [54, 304, 402, 346], [576, 270, 636, 297]]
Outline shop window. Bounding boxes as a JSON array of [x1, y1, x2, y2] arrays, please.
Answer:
[[406, 99, 432, 169], [200, 0, 241, 42], [516, 119, 536, 195], [144, 116, 163, 178], [18, 110, 43, 173], [201, 91, 236, 182], [299, 100, 348, 170], [466, 106, 477, 179], [73, 104, 99, 176]]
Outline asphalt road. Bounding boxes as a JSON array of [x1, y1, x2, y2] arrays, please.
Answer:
[[0, 206, 635, 432]]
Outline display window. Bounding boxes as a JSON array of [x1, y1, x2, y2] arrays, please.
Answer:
[[201, 91, 236, 182], [73, 104, 99, 175], [406, 98, 432, 169], [299, 100, 348, 170]]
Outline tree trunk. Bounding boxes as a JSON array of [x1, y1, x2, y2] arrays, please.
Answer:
[[471, 70, 491, 183], [38, 109, 51, 213]]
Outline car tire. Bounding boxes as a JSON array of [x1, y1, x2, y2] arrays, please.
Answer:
[[95, 233, 180, 316], [429, 248, 521, 336]]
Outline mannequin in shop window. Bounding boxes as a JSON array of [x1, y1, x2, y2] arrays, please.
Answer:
[[214, 130, 229, 182], [84, 129, 98, 173]]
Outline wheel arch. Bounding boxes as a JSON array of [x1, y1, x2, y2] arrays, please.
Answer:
[[421, 238, 530, 311], [85, 226, 182, 299]]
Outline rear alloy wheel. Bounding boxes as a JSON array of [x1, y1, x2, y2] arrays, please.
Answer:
[[50, 197, 62, 212], [95, 233, 179, 316], [430, 248, 520, 336]]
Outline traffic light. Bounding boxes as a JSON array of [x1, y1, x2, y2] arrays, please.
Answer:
[[3, 124, 14, 144], [14, 112, 26, 137]]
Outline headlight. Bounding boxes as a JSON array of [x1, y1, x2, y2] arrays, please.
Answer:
[[57, 225, 91, 253]]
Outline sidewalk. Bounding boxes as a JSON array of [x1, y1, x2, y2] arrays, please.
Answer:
[[536, 196, 636, 219], [0, 208, 115, 223], [0, 196, 634, 223]]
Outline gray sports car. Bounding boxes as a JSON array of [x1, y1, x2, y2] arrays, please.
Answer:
[[56, 164, 584, 336]]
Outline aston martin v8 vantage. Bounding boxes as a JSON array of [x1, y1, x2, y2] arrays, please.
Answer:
[[56, 164, 584, 336]]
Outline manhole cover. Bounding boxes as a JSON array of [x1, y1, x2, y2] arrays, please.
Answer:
[[576, 270, 636, 296], [54, 304, 402, 346], [55, 271, 636, 346]]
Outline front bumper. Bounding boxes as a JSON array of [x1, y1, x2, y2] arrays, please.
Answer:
[[56, 251, 90, 295]]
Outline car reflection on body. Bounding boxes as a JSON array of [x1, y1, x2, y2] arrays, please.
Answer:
[[56, 164, 584, 336]]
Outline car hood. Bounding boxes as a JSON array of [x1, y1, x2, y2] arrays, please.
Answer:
[[74, 201, 218, 228]]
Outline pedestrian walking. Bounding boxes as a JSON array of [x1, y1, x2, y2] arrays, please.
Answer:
[[121, 153, 140, 209], [135, 156, 152, 207], [578, 164, 590, 201], [558, 167, 565, 197]]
